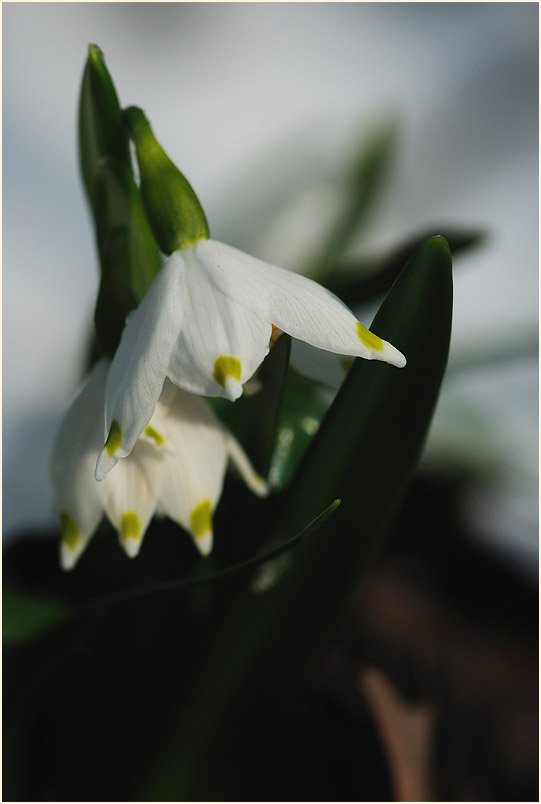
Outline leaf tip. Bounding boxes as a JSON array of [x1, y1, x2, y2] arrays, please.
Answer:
[[425, 233, 452, 259]]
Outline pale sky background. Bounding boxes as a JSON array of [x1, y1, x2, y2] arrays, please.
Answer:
[[3, 3, 538, 575]]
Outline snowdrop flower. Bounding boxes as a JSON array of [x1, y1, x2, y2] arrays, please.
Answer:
[[95, 108, 406, 481], [52, 361, 267, 570]]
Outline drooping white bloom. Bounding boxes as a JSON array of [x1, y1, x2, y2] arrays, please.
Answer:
[[96, 239, 406, 480], [52, 360, 267, 570]]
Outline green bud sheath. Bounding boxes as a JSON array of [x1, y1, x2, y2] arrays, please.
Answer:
[[79, 45, 131, 208], [124, 106, 209, 254]]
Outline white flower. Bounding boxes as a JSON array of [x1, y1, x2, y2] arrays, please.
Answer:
[[52, 360, 267, 570], [96, 239, 406, 480]]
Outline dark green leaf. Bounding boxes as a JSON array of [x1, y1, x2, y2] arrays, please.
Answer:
[[93, 158, 162, 355], [78, 46, 162, 357], [212, 335, 292, 478], [281, 234, 453, 548], [78, 44, 131, 209], [239, 333, 292, 476]]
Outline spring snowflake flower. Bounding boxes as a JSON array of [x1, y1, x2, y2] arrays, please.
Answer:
[[95, 242, 406, 480], [52, 361, 267, 570], [93, 105, 406, 481]]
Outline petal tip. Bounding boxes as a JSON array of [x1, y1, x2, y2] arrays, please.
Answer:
[[60, 541, 80, 571], [387, 346, 407, 368], [119, 512, 144, 557], [194, 530, 213, 556], [224, 375, 243, 401], [120, 536, 143, 558], [95, 449, 118, 482], [190, 500, 214, 555], [252, 474, 270, 498], [59, 511, 85, 570]]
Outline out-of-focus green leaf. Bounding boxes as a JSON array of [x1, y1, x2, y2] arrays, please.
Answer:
[[240, 334, 292, 476], [145, 235, 453, 800], [93, 158, 162, 356], [78, 44, 131, 209], [326, 225, 483, 306], [213, 335, 292, 478], [267, 368, 328, 490], [308, 120, 397, 280], [212, 341, 325, 491], [3, 589, 71, 644]]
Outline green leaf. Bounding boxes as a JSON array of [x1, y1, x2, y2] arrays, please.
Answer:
[[280, 234, 453, 553], [326, 225, 483, 306], [267, 367, 328, 490], [78, 46, 162, 357], [3, 589, 71, 644], [238, 333, 293, 477], [78, 44, 131, 210], [93, 158, 162, 356], [212, 334, 292, 478], [144, 235, 453, 799]]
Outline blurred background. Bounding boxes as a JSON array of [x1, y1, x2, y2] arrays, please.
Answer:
[[3, 4, 538, 801]]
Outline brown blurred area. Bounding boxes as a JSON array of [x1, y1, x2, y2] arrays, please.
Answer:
[[320, 470, 538, 801]]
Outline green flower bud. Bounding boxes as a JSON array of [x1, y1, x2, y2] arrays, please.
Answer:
[[124, 106, 209, 254]]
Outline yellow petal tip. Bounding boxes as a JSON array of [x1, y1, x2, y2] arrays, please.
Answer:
[[356, 321, 384, 352], [213, 355, 242, 389], [120, 512, 143, 557], [105, 419, 123, 457], [190, 500, 213, 555]]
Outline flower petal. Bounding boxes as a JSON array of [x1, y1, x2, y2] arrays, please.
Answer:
[[166, 248, 272, 401], [196, 239, 406, 368], [224, 432, 269, 498], [98, 449, 157, 558], [95, 254, 184, 480], [136, 385, 229, 555], [51, 361, 109, 569]]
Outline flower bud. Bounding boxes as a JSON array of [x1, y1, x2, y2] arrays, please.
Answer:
[[124, 106, 209, 254]]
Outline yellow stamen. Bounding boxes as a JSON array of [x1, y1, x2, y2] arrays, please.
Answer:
[[144, 425, 165, 446], [270, 324, 281, 345]]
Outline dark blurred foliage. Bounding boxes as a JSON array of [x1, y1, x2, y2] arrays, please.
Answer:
[[3, 467, 537, 802]]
